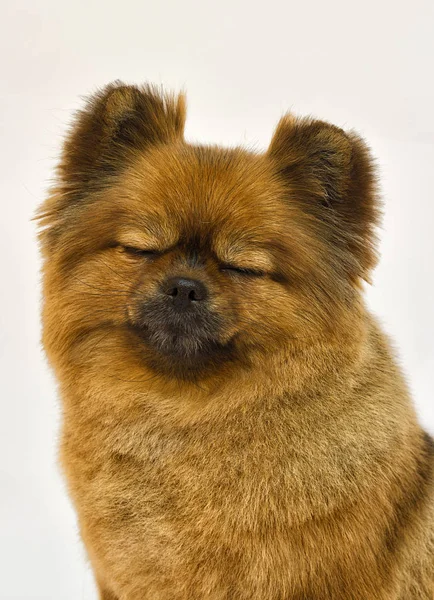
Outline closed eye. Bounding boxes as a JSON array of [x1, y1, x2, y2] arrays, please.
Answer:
[[121, 245, 161, 257], [220, 264, 265, 277]]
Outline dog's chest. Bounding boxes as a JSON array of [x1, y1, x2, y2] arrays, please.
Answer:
[[64, 405, 400, 599]]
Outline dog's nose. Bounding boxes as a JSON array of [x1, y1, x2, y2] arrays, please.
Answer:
[[162, 277, 208, 310]]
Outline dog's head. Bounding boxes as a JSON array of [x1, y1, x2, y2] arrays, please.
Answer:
[[37, 83, 379, 380]]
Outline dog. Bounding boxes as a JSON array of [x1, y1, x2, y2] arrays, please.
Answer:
[[37, 82, 434, 599]]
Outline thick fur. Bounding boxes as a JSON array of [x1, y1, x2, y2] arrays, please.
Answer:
[[37, 82, 434, 599]]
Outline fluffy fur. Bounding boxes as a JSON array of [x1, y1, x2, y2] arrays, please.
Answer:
[[37, 82, 434, 599]]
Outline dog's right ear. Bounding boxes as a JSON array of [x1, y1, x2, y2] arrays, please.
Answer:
[[59, 81, 186, 196], [35, 82, 186, 252]]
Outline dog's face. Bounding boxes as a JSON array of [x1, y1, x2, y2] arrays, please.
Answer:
[[38, 84, 379, 380]]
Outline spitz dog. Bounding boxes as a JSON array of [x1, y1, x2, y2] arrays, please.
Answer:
[[37, 83, 434, 599]]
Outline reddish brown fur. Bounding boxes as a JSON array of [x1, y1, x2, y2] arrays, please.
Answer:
[[37, 82, 434, 599]]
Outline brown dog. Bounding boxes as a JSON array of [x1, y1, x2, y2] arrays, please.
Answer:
[[37, 82, 434, 599]]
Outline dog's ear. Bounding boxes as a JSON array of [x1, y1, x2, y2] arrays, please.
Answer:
[[267, 115, 380, 281], [60, 81, 186, 195], [35, 82, 186, 252]]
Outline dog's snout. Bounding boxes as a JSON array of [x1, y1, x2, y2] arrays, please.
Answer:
[[162, 277, 208, 310]]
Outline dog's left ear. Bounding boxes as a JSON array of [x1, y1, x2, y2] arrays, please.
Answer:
[[267, 115, 380, 281]]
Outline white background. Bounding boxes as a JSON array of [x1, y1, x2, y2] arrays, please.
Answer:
[[1, 1, 433, 598]]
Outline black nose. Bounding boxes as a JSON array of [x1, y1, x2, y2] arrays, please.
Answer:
[[162, 277, 208, 310]]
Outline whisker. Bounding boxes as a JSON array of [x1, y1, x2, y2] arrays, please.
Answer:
[[107, 372, 162, 384], [74, 291, 131, 298], [71, 275, 131, 296], [93, 254, 133, 281]]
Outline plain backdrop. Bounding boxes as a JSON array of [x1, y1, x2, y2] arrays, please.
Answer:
[[1, 0, 434, 598]]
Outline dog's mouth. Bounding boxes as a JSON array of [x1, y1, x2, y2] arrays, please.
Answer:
[[130, 315, 239, 379], [126, 295, 241, 378], [133, 322, 221, 357], [127, 318, 238, 379]]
